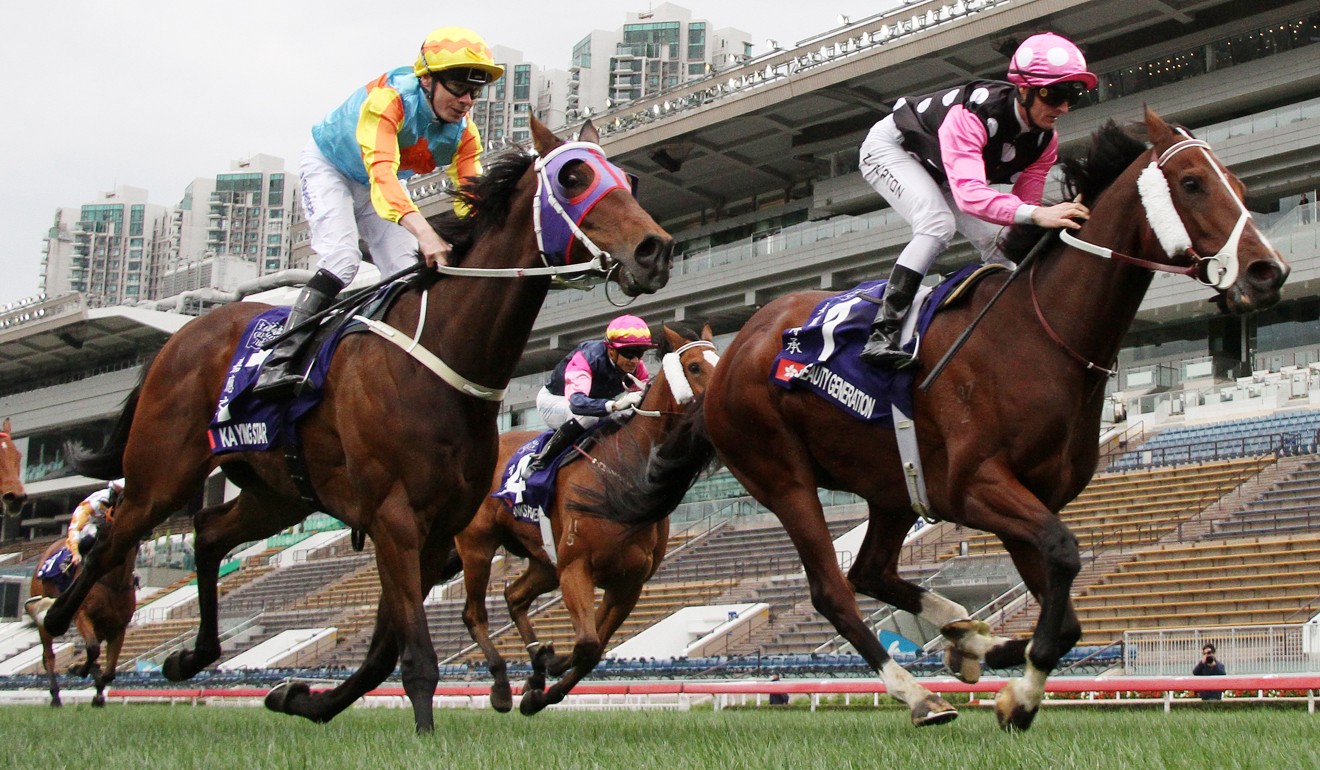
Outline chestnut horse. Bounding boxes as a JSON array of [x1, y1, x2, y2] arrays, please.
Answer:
[[600, 111, 1288, 730], [443, 324, 718, 715], [0, 418, 27, 515], [47, 118, 672, 733], [28, 505, 137, 708]]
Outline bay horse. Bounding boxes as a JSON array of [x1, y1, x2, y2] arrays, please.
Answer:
[[47, 117, 673, 733], [0, 418, 27, 515], [599, 110, 1288, 730], [27, 505, 137, 708], [442, 324, 718, 715]]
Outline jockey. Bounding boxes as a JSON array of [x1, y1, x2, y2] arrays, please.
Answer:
[[857, 32, 1096, 368], [26, 478, 124, 624], [527, 315, 654, 472], [256, 26, 505, 396]]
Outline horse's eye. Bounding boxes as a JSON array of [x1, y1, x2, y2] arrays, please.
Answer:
[[1180, 177, 1202, 194], [557, 162, 593, 191], [687, 362, 702, 375]]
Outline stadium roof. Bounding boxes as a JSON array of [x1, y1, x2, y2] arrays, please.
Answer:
[[0, 295, 190, 393]]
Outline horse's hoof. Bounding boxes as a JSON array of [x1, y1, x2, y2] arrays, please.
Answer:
[[162, 651, 203, 682], [50, 696, 62, 709], [940, 618, 990, 642], [92, 695, 106, 708], [519, 689, 547, 716], [945, 646, 982, 685], [911, 695, 958, 727], [994, 686, 1039, 732], [490, 680, 513, 713], [264, 681, 311, 715]]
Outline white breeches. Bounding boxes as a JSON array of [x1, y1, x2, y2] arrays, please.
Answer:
[[299, 140, 421, 286], [860, 115, 1010, 275]]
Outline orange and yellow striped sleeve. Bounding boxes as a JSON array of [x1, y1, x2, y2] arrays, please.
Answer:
[[355, 82, 419, 223], [445, 120, 485, 216]]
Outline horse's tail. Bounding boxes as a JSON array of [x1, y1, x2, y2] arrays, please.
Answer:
[[65, 359, 152, 480], [571, 397, 720, 528], [435, 547, 464, 583]]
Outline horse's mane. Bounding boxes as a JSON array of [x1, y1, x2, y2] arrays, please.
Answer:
[[425, 147, 536, 264], [569, 324, 721, 529], [1000, 120, 1149, 262]]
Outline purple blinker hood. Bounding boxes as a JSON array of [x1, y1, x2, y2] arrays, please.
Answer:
[[535, 142, 634, 264]]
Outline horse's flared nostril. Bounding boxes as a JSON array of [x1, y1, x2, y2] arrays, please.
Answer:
[[636, 234, 673, 266], [1247, 259, 1288, 291]]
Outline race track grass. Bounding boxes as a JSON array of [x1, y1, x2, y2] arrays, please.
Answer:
[[1, 703, 1316, 769]]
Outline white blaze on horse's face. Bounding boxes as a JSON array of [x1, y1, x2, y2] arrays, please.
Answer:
[[1140, 131, 1272, 291]]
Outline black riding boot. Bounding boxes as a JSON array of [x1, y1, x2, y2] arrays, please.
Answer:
[[527, 419, 588, 473], [253, 269, 344, 396], [859, 264, 924, 368]]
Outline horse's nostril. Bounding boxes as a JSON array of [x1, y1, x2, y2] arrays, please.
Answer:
[[1247, 259, 1288, 289]]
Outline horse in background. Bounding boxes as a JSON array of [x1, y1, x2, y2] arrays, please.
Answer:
[[442, 324, 718, 715], [0, 418, 27, 515], [28, 505, 137, 707], [49, 117, 673, 733], [597, 110, 1288, 730]]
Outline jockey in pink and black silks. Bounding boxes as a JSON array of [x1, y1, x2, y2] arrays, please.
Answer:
[[528, 315, 655, 471], [255, 26, 505, 397], [857, 32, 1098, 369]]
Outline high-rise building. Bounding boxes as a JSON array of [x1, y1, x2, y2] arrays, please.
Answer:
[[470, 47, 569, 151], [40, 186, 166, 309], [566, 3, 752, 122]]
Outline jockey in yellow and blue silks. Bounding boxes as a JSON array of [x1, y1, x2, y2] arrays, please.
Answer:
[[255, 26, 505, 396]]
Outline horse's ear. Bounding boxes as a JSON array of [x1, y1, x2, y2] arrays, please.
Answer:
[[2, 418, 9, 433], [530, 116, 561, 157], [662, 324, 684, 352], [1144, 106, 1172, 147], [579, 119, 600, 145], [701, 324, 714, 344]]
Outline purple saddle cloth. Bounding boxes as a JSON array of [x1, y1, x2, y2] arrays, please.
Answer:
[[769, 264, 981, 426]]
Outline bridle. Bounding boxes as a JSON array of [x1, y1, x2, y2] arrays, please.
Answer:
[[1039, 129, 1265, 375], [430, 141, 632, 288], [1058, 129, 1261, 290], [355, 142, 641, 401], [631, 340, 720, 417]]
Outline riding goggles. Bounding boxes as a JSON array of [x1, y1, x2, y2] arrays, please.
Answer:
[[439, 78, 484, 100], [1036, 82, 1088, 108], [615, 346, 648, 360]]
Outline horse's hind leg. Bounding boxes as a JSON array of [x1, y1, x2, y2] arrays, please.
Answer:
[[92, 628, 126, 708], [70, 613, 100, 680], [847, 502, 1012, 684], [163, 497, 256, 681], [505, 555, 564, 687], [37, 629, 61, 708], [769, 484, 956, 727], [456, 536, 513, 712]]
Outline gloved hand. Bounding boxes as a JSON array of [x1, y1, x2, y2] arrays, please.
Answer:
[[608, 390, 644, 413]]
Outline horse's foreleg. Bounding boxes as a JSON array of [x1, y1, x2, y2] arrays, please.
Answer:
[[93, 629, 126, 708], [458, 545, 513, 712], [992, 529, 1081, 731], [266, 602, 400, 723], [521, 561, 605, 716], [374, 507, 437, 734], [70, 613, 100, 680], [164, 499, 245, 681]]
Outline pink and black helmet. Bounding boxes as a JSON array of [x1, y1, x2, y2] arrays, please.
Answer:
[[1006, 33, 1098, 89], [604, 315, 654, 348]]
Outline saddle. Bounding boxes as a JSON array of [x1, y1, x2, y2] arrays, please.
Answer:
[[769, 263, 1005, 426]]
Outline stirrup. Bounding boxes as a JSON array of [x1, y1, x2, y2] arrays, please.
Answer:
[[860, 330, 919, 369]]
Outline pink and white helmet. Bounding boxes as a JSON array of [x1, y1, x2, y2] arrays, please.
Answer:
[[604, 315, 654, 348], [1006, 33, 1097, 90]]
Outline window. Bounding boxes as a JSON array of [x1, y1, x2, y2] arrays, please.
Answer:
[[514, 64, 531, 101], [687, 22, 706, 60]]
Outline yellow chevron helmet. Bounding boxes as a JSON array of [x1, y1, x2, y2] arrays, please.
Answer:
[[605, 315, 654, 348], [414, 27, 505, 82]]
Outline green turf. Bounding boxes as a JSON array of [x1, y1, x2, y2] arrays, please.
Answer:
[[1, 704, 1315, 769]]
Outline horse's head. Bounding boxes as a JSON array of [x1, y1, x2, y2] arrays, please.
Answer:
[[643, 324, 721, 412], [1142, 108, 1289, 313], [0, 418, 26, 517], [531, 118, 673, 296]]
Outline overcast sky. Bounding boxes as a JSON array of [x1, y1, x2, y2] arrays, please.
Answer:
[[0, 0, 899, 307]]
